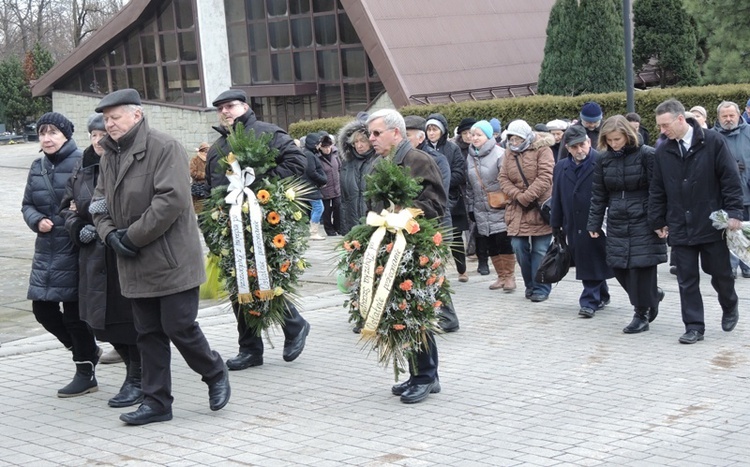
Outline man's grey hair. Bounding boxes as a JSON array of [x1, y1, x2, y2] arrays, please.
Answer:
[[127, 104, 144, 115], [655, 98, 685, 117], [367, 109, 406, 136], [717, 101, 740, 115]]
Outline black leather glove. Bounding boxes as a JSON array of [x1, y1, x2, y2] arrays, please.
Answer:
[[191, 182, 211, 198], [468, 211, 475, 223], [107, 229, 139, 257]]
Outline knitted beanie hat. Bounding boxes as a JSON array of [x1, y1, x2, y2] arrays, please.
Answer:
[[472, 120, 494, 139], [37, 112, 74, 140], [457, 118, 477, 134], [580, 101, 603, 123], [489, 118, 502, 134], [425, 118, 445, 134], [506, 120, 533, 139]]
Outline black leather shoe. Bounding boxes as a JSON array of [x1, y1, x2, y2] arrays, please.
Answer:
[[283, 321, 310, 362], [623, 311, 649, 334], [208, 368, 231, 411], [722, 306, 739, 332], [578, 307, 595, 318], [400, 379, 441, 404], [679, 330, 704, 344], [119, 404, 172, 425], [649, 288, 665, 323], [529, 294, 548, 302], [226, 352, 263, 371], [669, 265, 677, 275], [391, 380, 411, 396]]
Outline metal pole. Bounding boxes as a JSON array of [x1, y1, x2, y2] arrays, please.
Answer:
[[623, 0, 635, 112]]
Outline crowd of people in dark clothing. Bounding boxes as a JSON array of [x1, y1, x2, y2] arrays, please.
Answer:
[[22, 93, 748, 421]]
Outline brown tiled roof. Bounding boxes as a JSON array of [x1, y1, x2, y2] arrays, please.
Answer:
[[342, 0, 556, 107]]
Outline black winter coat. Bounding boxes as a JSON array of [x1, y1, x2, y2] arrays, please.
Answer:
[[426, 113, 468, 230], [338, 120, 381, 234], [588, 144, 666, 269], [650, 119, 744, 246], [206, 109, 306, 189], [318, 151, 341, 199], [61, 146, 134, 335], [550, 149, 613, 280], [301, 148, 327, 200], [22, 139, 82, 302]]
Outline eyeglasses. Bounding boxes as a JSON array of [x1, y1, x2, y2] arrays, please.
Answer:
[[370, 128, 394, 138], [657, 117, 679, 130], [216, 102, 241, 112]]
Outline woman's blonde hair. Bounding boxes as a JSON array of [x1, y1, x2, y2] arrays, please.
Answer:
[[597, 115, 639, 152]]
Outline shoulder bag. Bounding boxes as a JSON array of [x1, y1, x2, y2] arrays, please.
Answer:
[[472, 157, 509, 209]]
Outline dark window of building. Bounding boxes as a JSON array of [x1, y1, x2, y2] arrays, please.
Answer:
[[247, 0, 265, 20], [314, 15, 337, 46], [252, 54, 272, 83], [266, 0, 287, 17], [291, 18, 312, 48], [317, 49, 339, 80], [319, 84, 342, 117], [341, 48, 365, 79], [249, 23, 268, 52], [272, 53, 293, 82], [338, 12, 358, 45], [269, 21, 290, 50], [231, 55, 251, 85], [57, 0, 203, 106], [228, 23, 249, 53], [225, 1, 245, 20], [313, 0, 335, 13], [343, 82, 368, 113], [293, 51, 315, 81], [174, 0, 194, 28], [289, 0, 310, 14]]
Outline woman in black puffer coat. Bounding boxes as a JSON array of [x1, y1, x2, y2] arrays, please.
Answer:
[[338, 119, 381, 235], [587, 115, 667, 334], [61, 114, 142, 408], [22, 112, 98, 397]]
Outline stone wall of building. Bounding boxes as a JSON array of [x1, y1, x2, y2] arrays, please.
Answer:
[[52, 91, 219, 156]]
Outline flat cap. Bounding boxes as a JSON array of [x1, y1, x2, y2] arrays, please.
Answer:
[[95, 89, 142, 113], [404, 115, 426, 131], [212, 89, 247, 107], [564, 125, 588, 146]]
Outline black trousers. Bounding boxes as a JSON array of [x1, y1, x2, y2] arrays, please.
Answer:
[[451, 228, 467, 274], [672, 240, 738, 333], [322, 197, 341, 235], [233, 300, 307, 354], [613, 266, 659, 310], [32, 300, 97, 362], [131, 287, 224, 411], [408, 331, 438, 385], [476, 231, 514, 257]]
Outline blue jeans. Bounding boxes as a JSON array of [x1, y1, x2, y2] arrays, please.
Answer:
[[310, 199, 324, 224], [511, 235, 552, 297]]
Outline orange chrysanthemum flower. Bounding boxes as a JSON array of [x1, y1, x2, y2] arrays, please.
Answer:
[[267, 211, 281, 225], [433, 300, 443, 308], [253, 290, 262, 298], [399, 280, 413, 291], [419, 255, 430, 266], [273, 233, 286, 248], [426, 275, 436, 286], [344, 241, 352, 251], [431, 259, 441, 269], [398, 300, 408, 310], [256, 190, 271, 204], [351, 240, 361, 250], [386, 242, 393, 253], [432, 232, 443, 246], [280, 260, 291, 273], [247, 268, 257, 277], [392, 324, 406, 331], [375, 265, 384, 275], [248, 310, 261, 316]]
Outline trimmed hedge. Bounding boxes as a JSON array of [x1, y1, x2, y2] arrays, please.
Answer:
[[288, 84, 750, 141]]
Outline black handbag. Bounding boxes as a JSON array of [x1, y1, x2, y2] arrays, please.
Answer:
[[535, 229, 571, 284]]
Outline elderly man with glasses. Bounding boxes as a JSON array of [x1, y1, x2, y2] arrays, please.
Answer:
[[203, 89, 311, 371]]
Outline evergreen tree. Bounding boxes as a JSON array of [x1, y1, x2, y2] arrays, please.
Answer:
[[691, 0, 750, 84], [537, 0, 581, 95], [25, 43, 55, 117], [0, 57, 32, 133], [633, 0, 699, 87], [574, 0, 625, 94]]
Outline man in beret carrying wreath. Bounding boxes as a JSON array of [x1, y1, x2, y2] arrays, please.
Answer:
[[204, 89, 310, 371], [92, 88, 230, 425]]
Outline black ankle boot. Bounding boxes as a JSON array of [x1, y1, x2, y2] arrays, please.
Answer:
[[623, 308, 650, 334], [477, 257, 490, 275], [58, 361, 98, 398], [108, 360, 144, 408]]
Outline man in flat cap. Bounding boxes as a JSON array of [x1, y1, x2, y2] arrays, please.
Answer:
[[203, 89, 310, 372], [92, 88, 230, 425]]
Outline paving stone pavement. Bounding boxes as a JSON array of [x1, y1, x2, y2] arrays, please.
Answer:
[[1, 143, 750, 465]]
